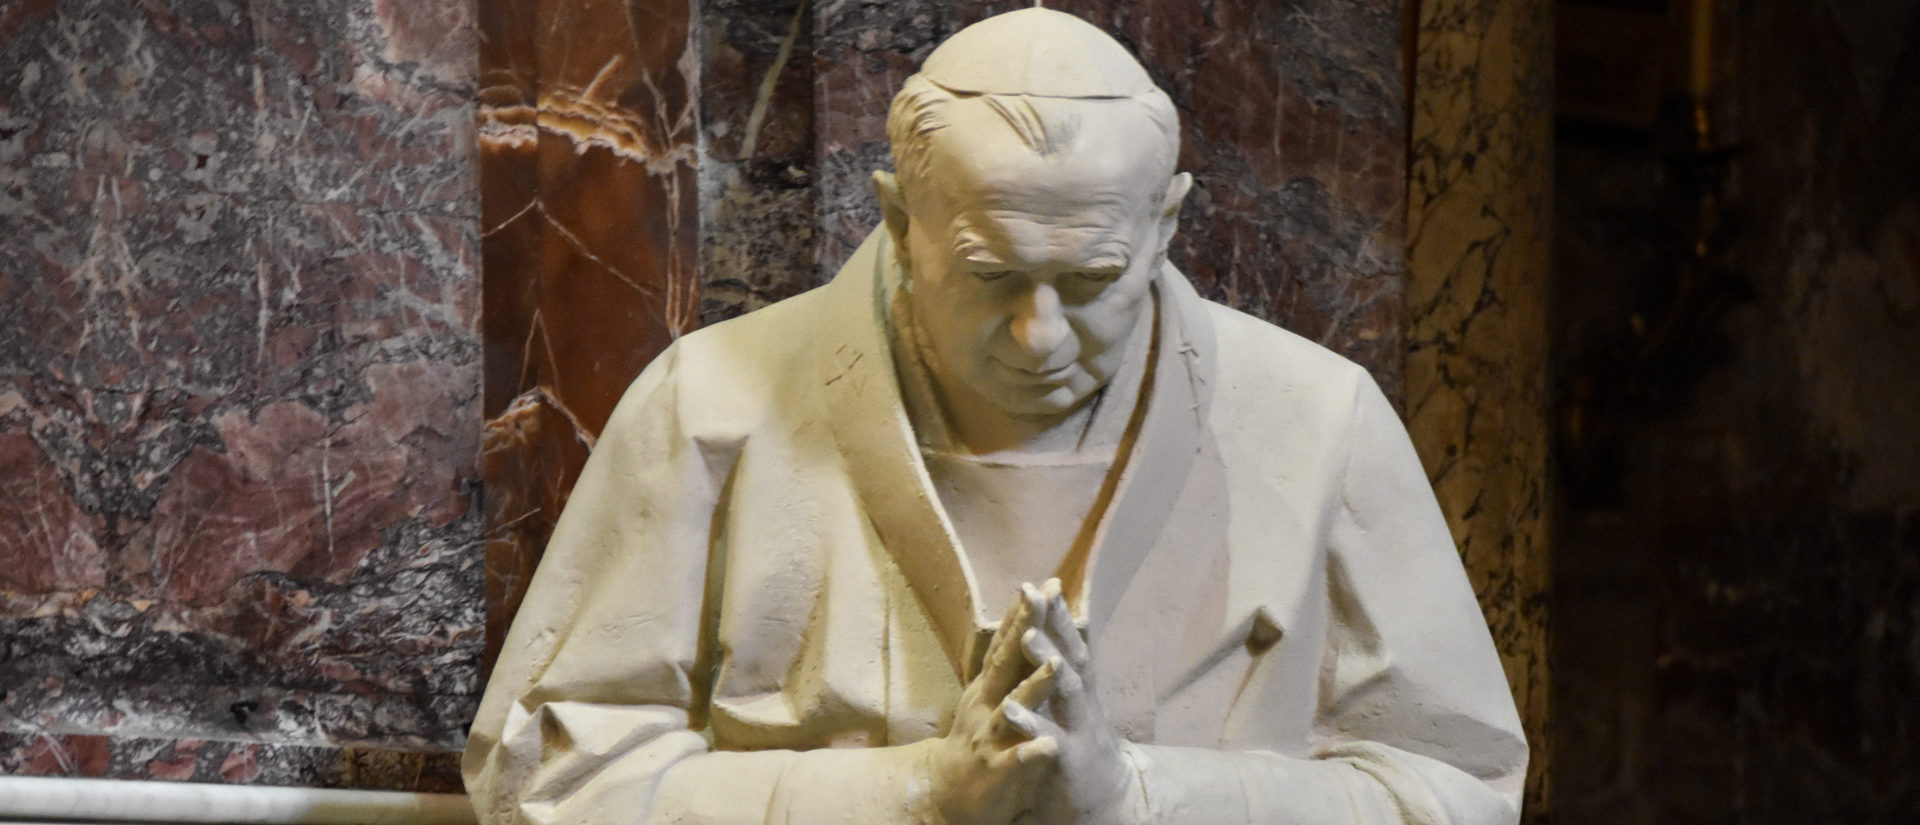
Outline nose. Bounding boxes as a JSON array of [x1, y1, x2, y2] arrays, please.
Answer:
[[1009, 283, 1071, 361]]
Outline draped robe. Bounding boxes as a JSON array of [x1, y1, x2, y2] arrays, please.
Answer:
[[464, 230, 1528, 825]]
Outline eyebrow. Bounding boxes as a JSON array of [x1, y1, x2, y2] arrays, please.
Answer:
[[951, 227, 1004, 265], [946, 223, 1134, 270], [1078, 247, 1131, 271]]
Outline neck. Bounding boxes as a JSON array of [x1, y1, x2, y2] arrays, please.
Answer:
[[935, 375, 1100, 456]]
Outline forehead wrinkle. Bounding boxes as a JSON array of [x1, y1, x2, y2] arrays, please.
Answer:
[[945, 212, 1135, 270], [930, 147, 1160, 226], [961, 212, 1132, 244], [966, 203, 1141, 237], [968, 184, 1139, 214]]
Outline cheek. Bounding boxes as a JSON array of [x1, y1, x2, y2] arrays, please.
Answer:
[[1072, 287, 1151, 359], [917, 281, 1001, 361]]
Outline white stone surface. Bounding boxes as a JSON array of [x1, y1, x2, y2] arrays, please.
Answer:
[[0, 776, 475, 825]]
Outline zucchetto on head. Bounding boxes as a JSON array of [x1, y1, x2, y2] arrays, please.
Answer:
[[919, 8, 1157, 99]]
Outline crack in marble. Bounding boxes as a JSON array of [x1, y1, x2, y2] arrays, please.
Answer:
[[531, 200, 663, 303], [1406, 0, 1552, 815], [740, 0, 807, 159]]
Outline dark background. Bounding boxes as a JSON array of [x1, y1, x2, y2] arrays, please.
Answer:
[[1552, 0, 1920, 821]]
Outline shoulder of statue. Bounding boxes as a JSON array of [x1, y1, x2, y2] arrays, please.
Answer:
[[679, 284, 838, 357], [616, 284, 847, 431], [1183, 294, 1380, 464], [1198, 298, 1371, 392]]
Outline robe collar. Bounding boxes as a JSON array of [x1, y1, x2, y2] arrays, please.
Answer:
[[818, 229, 1219, 682]]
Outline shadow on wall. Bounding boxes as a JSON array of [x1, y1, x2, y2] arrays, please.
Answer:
[[1552, 0, 1920, 821]]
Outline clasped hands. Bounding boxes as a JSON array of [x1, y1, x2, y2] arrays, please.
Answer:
[[927, 578, 1140, 825]]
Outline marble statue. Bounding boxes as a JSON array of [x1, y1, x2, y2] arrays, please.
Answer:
[[465, 9, 1527, 825]]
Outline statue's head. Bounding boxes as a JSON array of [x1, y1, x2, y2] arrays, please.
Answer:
[[875, 8, 1191, 422]]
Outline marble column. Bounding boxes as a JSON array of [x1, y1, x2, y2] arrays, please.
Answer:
[[477, 0, 703, 667], [0, 0, 482, 790], [1406, 0, 1555, 816]]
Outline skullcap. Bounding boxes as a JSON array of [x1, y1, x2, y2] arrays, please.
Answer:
[[920, 8, 1157, 99]]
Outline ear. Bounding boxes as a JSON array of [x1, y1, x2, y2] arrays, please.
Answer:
[[1159, 172, 1192, 236], [873, 170, 911, 252]]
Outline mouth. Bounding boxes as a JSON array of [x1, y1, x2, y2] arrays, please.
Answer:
[[995, 359, 1078, 383]]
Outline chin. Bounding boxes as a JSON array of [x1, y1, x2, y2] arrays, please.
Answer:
[[981, 383, 1091, 419]]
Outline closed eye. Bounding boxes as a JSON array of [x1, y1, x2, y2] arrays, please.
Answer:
[[1073, 270, 1122, 283], [975, 269, 1016, 282]]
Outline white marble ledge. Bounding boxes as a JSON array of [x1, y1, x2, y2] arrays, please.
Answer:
[[0, 776, 475, 825]]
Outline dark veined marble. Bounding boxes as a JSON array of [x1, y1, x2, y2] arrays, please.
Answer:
[[0, 732, 462, 792], [1405, 0, 1554, 814], [699, 0, 818, 325], [0, 0, 482, 788]]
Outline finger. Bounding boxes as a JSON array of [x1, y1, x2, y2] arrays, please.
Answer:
[[1013, 694, 1075, 748], [1005, 656, 1058, 712], [1019, 582, 1053, 652], [1013, 735, 1060, 765], [1040, 581, 1091, 669], [1051, 650, 1089, 725], [975, 592, 1036, 701], [988, 732, 1060, 774], [996, 696, 1044, 742], [1021, 581, 1047, 615], [1002, 701, 1065, 761], [1040, 577, 1063, 602], [1029, 636, 1092, 729], [1021, 626, 1064, 671]]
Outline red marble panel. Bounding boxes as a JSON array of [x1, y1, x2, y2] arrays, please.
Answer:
[[0, 431, 106, 593], [481, 389, 591, 668], [0, 0, 484, 787], [478, 0, 702, 667]]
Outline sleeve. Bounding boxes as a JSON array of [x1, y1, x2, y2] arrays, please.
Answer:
[[1113, 372, 1528, 825], [461, 345, 943, 825]]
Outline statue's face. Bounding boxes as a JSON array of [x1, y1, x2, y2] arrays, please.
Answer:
[[894, 106, 1177, 420]]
